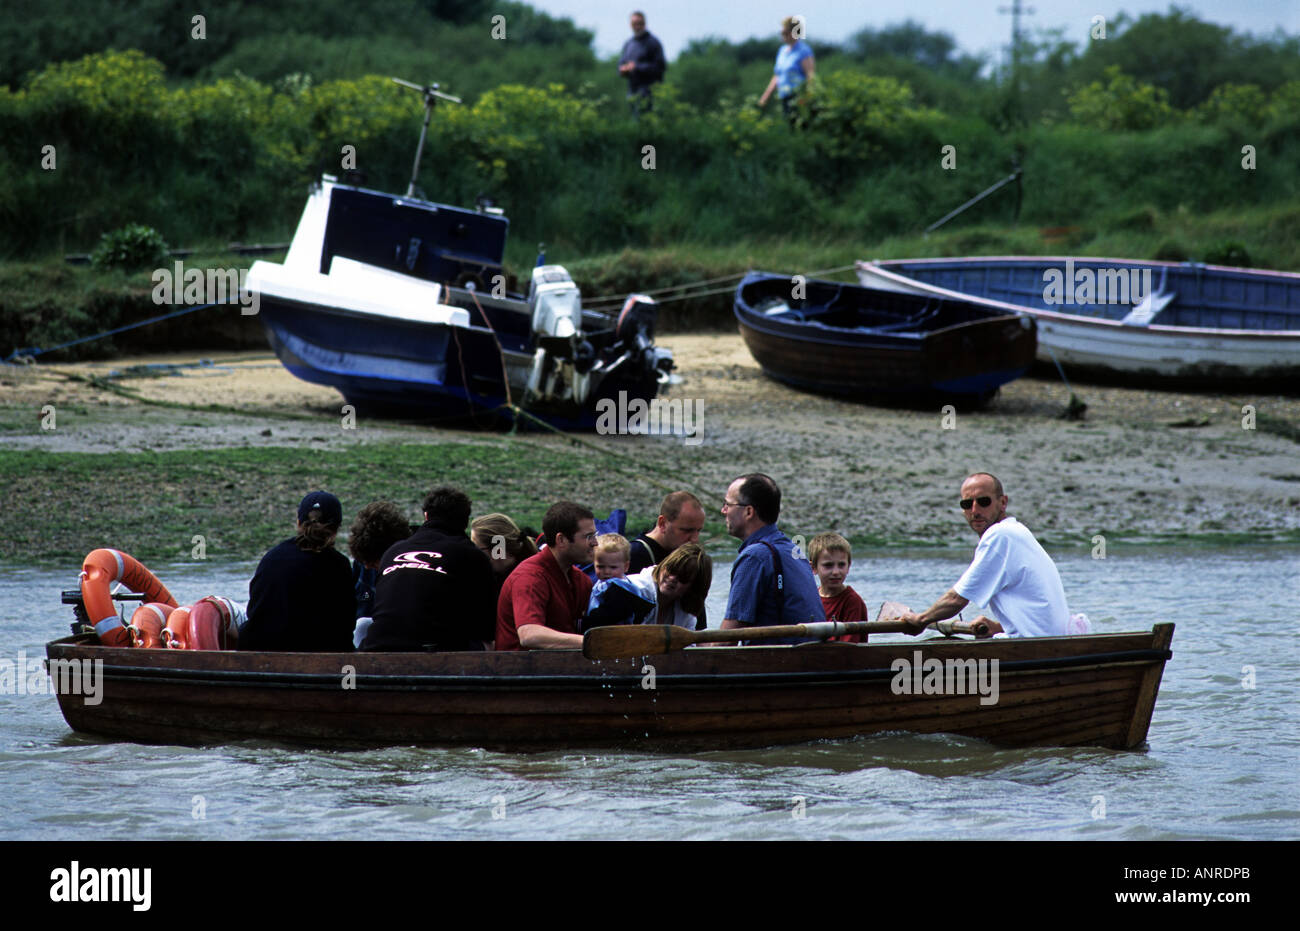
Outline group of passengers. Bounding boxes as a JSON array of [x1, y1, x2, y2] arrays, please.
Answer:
[[238, 470, 1077, 653]]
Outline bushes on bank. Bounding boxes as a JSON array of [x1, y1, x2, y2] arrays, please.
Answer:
[[0, 50, 1297, 264], [90, 224, 168, 271]]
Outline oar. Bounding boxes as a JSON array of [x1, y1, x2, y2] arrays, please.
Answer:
[[583, 618, 990, 660]]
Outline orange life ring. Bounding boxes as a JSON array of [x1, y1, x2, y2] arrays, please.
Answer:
[[187, 596, 240, 650], [161, 606, 192, 650], [80, 549, 177, 647], [161, 597, 240, 651], [127, 603, 170, 649]]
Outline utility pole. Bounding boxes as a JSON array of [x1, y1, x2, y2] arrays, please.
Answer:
[[998, 0, 1035, 124]]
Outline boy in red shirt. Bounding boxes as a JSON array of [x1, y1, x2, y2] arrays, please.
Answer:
[[808, 532, 868, 642]]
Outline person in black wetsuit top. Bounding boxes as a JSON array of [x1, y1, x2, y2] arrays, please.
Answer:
[[239, 491, 356, 652], [360, 486, 497, 652]]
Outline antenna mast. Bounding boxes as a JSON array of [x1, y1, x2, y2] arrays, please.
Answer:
[[392, 77, 462, 199]]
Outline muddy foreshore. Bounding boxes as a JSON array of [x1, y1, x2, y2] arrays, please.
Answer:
[[2, 332, 1299, 548]]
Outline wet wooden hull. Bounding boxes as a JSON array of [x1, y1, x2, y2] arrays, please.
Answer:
[[735, 271, 1036, 404], [47, 625, 1173, 752]]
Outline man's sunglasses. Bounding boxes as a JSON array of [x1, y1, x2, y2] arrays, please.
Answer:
[[959, 496, 994, 510]]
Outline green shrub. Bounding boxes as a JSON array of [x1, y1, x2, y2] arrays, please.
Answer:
[[1066, 66, 1178, 131], [1153, 240, 1189, 261], [1197, 84, 1269, 125], [1202, 241, 1251, 267], [90, 224, 169, 271]]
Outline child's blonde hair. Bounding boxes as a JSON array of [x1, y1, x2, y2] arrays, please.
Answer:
[[807, 532, 852, 567], [595, 533, 631, 562]]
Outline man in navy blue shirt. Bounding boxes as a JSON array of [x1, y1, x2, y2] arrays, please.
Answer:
[[720, 473, 825, 644], [618, 10, 666, 115]]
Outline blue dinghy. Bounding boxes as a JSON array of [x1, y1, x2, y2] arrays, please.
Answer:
[[857, 256, 1300, 389]]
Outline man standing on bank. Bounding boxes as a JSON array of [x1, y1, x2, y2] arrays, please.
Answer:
[[618, 10, 666, 115], [720, 473, 825, 643], [898, 472, 1069, 638]]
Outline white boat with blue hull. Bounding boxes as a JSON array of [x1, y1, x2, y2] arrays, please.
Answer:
[[856, 256, 1300, 389], [246, 78, 673, 429]]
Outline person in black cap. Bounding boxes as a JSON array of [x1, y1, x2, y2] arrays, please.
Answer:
[[239, 490, 356, 652]]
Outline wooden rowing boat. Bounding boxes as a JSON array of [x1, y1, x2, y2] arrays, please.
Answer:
[[45, 623, 1173, 751], [734, 270, 1037, 406]]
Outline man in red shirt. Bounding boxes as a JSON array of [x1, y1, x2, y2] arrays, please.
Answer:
[[495, 501, 597, 650]]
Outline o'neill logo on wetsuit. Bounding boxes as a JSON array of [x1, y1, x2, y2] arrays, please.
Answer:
[[382, 551, 448, 575]]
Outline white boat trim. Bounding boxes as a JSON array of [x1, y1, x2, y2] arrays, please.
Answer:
[[248, 256, 471, 328]]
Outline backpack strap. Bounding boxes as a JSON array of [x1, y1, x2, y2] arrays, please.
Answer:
[[636, 538, 657, 566], [728, 539, 786, 626], [759, 540, 785, 623]]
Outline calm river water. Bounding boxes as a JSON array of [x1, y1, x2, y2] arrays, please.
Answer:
[[2, 547, 1296, 841]]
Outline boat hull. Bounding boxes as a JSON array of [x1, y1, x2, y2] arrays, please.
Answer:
[[47, 625, 1173, 751], [258, 294, 659, 430], [735, 272, 1036, 405], [857, 257, 1300, 389]]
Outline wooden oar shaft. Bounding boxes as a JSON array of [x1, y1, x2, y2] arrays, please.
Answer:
[[583, 617, 990, 660], [678, 619, 988, 642]]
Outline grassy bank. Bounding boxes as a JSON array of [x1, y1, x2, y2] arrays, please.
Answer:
[[5, 414, 1299, 567], [4, 49, 1298, 260]]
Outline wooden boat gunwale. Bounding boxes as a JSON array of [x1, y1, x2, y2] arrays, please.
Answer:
[[54, 640, 1173, 690]]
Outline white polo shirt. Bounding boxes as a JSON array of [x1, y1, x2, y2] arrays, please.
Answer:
[[953, 517, 1069, 637]]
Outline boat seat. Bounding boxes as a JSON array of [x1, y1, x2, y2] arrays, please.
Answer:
[[1121, 268, 1175, 326], [870, 301, 942, 332]]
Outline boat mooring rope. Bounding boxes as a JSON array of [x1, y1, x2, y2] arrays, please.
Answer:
[[583, 263, 860, 313], [496, 401, 722, 509], [4, 302, 220, 363]]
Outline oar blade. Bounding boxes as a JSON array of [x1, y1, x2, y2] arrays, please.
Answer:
[[877, 600, 910, 622], [583, 625, 691, 660]]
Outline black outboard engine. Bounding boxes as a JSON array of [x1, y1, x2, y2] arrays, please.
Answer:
[[616, 294, 657, 353], [616, 294, 674, 382]]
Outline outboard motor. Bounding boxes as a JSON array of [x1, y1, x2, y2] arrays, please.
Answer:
[[526, 265, 589, 408], [616, 294, 657, 353], [615, 293, 675, 383], [529, 265, 582, 339]]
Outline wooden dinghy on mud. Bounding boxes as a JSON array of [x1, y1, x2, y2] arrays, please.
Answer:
[[733, 270, 1037, 406]]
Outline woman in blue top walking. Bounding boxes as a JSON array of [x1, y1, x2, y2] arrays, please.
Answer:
[[758, 16, 816, 119]]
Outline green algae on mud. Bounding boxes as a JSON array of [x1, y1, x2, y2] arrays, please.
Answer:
[[5, 442, 1298, 567], [0, 444, 692, 563]]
